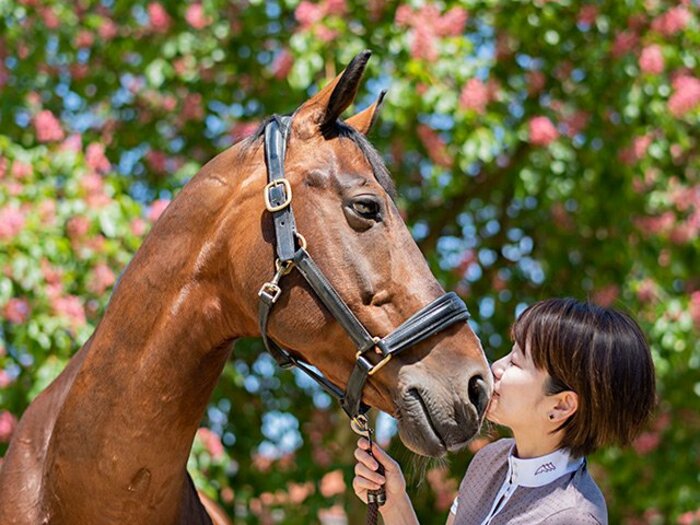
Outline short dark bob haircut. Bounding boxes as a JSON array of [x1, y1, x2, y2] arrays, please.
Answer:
[[512, 298, 656, 458]]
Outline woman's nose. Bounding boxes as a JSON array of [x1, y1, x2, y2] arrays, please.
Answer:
[[491, 356, 506, 380]]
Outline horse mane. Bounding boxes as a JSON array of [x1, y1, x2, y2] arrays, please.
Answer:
[[235, 115, 397, 202]]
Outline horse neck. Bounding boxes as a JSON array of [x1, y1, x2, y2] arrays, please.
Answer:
[[47, 144, 259, 517]]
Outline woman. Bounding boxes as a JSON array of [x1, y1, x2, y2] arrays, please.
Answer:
[[353, 298, 656, 524]]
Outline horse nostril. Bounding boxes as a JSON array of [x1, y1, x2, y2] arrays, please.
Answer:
[[468, 375, 489, 419]]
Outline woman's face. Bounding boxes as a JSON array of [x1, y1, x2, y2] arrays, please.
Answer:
[[486, 342, 552, 431]]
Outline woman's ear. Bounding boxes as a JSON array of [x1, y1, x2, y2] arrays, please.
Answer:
[[548, 391, 579, 423]]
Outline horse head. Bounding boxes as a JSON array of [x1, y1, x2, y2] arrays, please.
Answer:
[[212, 52, 491, 457]]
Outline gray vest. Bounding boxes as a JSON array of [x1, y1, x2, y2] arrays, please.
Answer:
[[453, 439, 607, 525]]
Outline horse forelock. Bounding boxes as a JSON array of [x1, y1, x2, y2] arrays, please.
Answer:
[[234, 115, 396, 202]]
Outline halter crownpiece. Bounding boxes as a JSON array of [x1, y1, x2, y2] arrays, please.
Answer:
[[257, 116, 472, 420]]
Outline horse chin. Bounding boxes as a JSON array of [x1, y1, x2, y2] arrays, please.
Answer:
[[396, 388, 480, 458]]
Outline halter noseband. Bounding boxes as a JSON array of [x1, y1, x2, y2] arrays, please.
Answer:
[[257, 116, 471, 421]]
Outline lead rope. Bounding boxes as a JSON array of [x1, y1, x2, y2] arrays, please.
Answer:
[[351, 415, 386, 525]]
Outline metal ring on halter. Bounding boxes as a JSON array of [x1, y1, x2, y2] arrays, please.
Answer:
[[295, 232, 307, 251], [350, 414, 370, 437], [275, 258, 294, 276], [355, 337, 393, 377]]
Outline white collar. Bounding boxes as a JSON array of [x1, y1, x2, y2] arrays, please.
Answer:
[[506, 442, 584, 488]]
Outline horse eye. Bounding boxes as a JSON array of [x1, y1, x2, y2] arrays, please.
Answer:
[[351, 198, 381, 220]]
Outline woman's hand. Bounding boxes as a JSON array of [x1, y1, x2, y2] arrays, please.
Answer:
[[352, 438, 406, 505]]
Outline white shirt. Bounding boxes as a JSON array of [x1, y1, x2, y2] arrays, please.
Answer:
[[450, 444, 585, 524]]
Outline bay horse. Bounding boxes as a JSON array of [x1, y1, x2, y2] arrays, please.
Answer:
[[0, 52, 491, 524]]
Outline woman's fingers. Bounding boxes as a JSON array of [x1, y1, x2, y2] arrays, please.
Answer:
[[355, 462, 386, 485], [357, 438, 398, 472], [353, 475, 383, 493], [354, 446, 379, 471]]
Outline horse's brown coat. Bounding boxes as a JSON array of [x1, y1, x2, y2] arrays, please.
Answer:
[[0, 53, 491, 524]]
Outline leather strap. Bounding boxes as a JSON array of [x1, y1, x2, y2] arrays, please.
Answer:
[[264, 116, 297, 262]]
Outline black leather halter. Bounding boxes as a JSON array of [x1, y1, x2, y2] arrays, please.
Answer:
[[258, 116, 471, 422]]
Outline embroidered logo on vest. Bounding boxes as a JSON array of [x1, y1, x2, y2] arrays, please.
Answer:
[[534, 462, 556, 475]]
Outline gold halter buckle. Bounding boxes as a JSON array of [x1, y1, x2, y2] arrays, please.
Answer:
[[264, 179, 292, 212]]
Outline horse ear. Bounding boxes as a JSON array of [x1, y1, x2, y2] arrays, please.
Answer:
[[293, 50, 372, 137], [345, 90, 386, 135]]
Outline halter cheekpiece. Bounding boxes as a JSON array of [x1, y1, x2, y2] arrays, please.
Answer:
[[257, 116, 472, 422]]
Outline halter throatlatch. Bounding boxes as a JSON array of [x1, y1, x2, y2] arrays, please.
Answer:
[[257, 116, 472, 421]]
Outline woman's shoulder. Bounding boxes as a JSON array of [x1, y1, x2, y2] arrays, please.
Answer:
[[536, 461, 607, 524], [460, 438, 513, 482]]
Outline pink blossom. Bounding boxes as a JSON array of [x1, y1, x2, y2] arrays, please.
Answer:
[[668, 74, 700, 117], [434, 7, 468, 37], [677, 511, 700, 525], [459, 78, 490, 114], [10, 161, 32, 179], [395, 5, 414, 26], [324, 0, 347, 16], [0, 411, 17, 443], [528, 116, 559, 146], [181, 93, 204, 122], [639, 44, 664, 75], [51, 295, 86, 328], [40, 7, 60, 29], [38, 200, 56, 224], [145, 150, 168, 175], [612, 31, 639, 58], [0, 157, 6, 178], [688, 290, 700, 328], [563, 110, 590, 137], [621, 133, 653, 165], [318, 505, 347, 523], [231, 121, 260, 141], [636, 278, 659, 303], [271, 49, 294, 80], [81, 172, 104, 195], [196, 427, 224, 459], [185, 3, 210, 30], [148, 199, 171, 222], [86, 142, 111, 173], [319, 469, 346, 497], [217, 487, 233, 504], [148, 3, 171, 32], [527, 70, 546, 95], [578, 5, 598, 26], [287, 482, 313, 504], [0, 205, 26, 240], [88, 263, 116, 295], [61, 134, 83, 153], [651, 6, 691, 36], [67, 216, 90, 240], [0, 370, 13, 388], [74, 30, 94, 48], [98, 18, 118, 40], [3, 298, 31, 324], [411, 25, 438, 61], [314, 26, 338, 43], [34, 110, 65, 143], [417, 124, 452, 167], [130, 218, 148, 237], [295, 1, 323, 28], [593, 285, 619, 307], [41, 259, 62, 285], [635, 212, 675, 236], [632, 431, 660, 454]]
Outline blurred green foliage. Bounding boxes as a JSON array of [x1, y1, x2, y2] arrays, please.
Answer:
[[1, 0, 699, 523]]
